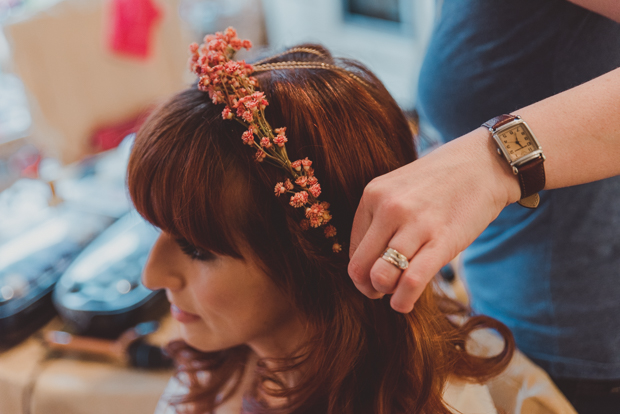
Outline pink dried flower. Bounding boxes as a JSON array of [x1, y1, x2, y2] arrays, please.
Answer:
[[274, 182, 286, 196], [289, 191, 309, 208], [274, 127, 286, 135], [229, 38, 243, 51], [309, 216, 323, 228], [189, 43, 199, 54], [305, 203, 324, 220], [242, 39, 252, 49], [332, 243, 342, 253], [299, 219, 310, 230], [221, 107, 233, 120], [307, 176, 318, 186], [295, 176, 308, 187], [224, 27, 236, 39], [320, 201, 330, 209], [284, 179, 294, 191], [241, 130, 254, 145], [324, 225, 337, 238], [255, 150, 267, 162], [309, 183, 321, 197], [301, 158, 312, 170], [241, 110, 253, 122], [291, 160, 302, 171], [322, 211, 332, 223], [260, 137, 273, 148], [211, 91, 225, 104], [273, 135, 288, 147], [224, 61, 240, 75]]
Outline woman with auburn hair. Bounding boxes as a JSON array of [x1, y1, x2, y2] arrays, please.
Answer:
[[127, 29, 571, 414]]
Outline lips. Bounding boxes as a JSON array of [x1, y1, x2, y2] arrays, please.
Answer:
[[170, 303, 200, 323]]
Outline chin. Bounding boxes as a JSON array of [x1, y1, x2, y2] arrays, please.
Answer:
[[180, 325, 235, 352]]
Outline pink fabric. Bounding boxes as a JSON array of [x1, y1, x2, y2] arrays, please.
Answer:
[[108, 0, 162, 59]]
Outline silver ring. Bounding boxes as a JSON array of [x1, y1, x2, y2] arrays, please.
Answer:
[[381, 247, 409, 270]]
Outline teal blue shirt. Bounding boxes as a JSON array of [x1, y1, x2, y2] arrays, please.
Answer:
[[417, 0, 620, 379]]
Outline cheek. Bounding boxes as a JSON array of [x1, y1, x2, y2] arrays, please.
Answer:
[[191, 263, 292, 333]]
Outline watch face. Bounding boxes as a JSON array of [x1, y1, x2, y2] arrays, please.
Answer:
[[499, 124, 539, 161]]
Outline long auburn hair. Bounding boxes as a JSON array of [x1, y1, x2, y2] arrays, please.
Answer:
[[127, 45, 514, 414]]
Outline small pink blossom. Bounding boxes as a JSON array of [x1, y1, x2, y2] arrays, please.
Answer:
[[305, 203, 324, 220], [241, 110, 253, 122], [273, 135, 288, 147], [242, 39, 252, 50], [308, 183, 321, 197], [324, 225, 337, 238], [307, 176, 318, 186], [274, 127, 286, 135], [221, 107, 233, 120], [284, 179, 294, 191], [189, 43, 199, 54], [211, 91, 225, 104], [260, 137, 273, 148], [332, 243, 342, 253], [274, 182, 286, 196], [309, 216, 323, 228], [241, 130, 254, 145], [229, 38, 243, 51], [291, 160, 302, 171], [224, 61, 240, 75], [224, 27, 236, 39], [255, 150, 267, 162], [289, 191, 309, 208], [301, 158, 312, 170], [320, 201, 330, 209], [322, 211, 332, 223], [295, 176, 308, 187]]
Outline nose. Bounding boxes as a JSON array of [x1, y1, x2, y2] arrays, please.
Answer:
[[142, 233, 185, 291]]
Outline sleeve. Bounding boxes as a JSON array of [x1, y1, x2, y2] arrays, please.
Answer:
[[153, 377, 186, 414]]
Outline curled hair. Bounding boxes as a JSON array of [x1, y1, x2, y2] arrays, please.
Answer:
[[127, 45, 514, 414]]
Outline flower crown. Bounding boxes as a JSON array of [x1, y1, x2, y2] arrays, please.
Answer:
[[188, 27, 343, 253]]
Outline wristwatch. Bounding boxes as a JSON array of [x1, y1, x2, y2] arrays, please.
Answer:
[[482, 114, 546, 209]]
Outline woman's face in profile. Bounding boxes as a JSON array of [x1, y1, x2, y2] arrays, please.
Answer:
[[143, 232, 304, 356]]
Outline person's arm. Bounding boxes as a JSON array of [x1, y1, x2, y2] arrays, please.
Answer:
[[567, 0, 620, 22], [348, 67, 620, 313]]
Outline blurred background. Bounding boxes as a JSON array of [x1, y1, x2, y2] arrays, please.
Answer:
[[0, 1, 439, 413]]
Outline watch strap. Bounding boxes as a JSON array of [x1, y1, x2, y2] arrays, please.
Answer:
[[482, 114, 517, 131]]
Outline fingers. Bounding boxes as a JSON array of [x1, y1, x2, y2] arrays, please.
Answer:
[[348, 216, 396, 299], [369, 229, 423, 295], [390, 243, 448, 313]]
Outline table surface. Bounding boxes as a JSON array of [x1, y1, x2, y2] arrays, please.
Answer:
[[0, 315, 177, 414]]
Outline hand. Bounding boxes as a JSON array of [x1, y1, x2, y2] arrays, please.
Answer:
[[348, 128, 521, 313]]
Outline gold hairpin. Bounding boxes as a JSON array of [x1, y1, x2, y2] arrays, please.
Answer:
[[252, 61, 370, 88], [251, 47, 325, 66]]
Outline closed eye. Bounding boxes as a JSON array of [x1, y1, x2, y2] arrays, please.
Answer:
[[175, 238, 216, 262]]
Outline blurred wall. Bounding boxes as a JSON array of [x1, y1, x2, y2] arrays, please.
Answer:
[[4, 0, 191, 164], [262, 0, 435, 110]]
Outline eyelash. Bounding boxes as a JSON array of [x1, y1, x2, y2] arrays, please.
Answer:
[[175, 238, 216, 262]]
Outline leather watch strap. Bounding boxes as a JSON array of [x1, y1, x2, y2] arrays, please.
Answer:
[[518, 156, 546, 198], [482, 114, 517, 131], [483, 114, 546, 209]]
